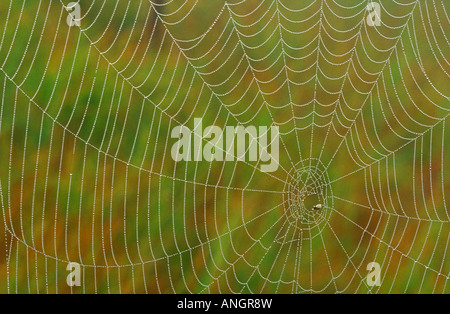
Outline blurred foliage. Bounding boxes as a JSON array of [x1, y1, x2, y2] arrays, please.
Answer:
[[0, 0, 448, 293]]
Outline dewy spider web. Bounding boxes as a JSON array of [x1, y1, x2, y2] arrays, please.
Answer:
[[0, 0, 448, 294]]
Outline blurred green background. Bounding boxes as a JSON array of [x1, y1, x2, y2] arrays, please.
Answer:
[[0, 0, 448, 293]]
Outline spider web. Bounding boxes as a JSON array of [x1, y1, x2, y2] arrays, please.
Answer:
[[0, 0, 449, 293]]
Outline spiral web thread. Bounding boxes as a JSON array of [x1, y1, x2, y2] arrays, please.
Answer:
[[0, 0, 449, 293]]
